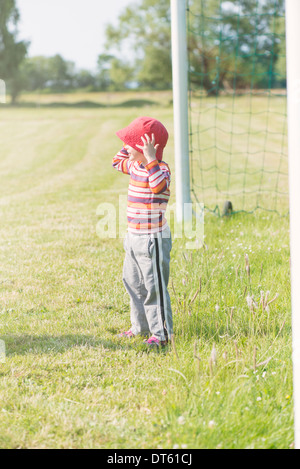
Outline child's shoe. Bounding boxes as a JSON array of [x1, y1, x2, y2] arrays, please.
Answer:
[[117, 330, 135, 338], [143, 335, 168, 348]]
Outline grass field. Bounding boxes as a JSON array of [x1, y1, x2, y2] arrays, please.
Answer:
[[0, 91, 293, 449]]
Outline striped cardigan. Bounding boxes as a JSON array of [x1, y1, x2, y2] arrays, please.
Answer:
[[112, 148, 171, 233]]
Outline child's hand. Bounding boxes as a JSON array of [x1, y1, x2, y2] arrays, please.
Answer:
[[136, 133, 159, 163]]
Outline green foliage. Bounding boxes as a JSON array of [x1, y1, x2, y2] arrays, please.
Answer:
[[0, 0, 28, 102], [47, 54, 76, 90], [100, 0, 286, 93], [1, 0, 287, 96], [137, 45, 172, 89], [103, 0, 171, 89], [273, 15, 286, 87], [109, 59, 135, 91], [15, 55, 102, 93], [188, 0, 286, 95], [97, 54, 115, 90]]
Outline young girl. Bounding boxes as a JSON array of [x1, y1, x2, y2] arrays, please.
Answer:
[[112, 116, 173, 347]]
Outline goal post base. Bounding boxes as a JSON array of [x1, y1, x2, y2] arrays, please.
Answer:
[[222, 200, 233, 217]]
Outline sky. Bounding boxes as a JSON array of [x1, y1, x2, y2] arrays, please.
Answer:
[[16, 0, 132, 72]]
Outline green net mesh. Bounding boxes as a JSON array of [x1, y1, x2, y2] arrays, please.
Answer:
[[187, 0, 288, 216]]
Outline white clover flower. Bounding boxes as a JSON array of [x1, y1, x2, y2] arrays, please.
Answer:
[[208, 420, 215, 428], [177, 416, 185, 425], [246, 294, 253, 308]]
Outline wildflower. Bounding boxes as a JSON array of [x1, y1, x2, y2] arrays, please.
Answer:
[[208, 420, 215, 428], [211, 343, 217, 365], [177, 416, 185, 425], [257, 396, 262, 401], [246, 294, 257, 310], [173, 444, 179, 449], [262, 372, 266, 379], [286, 395, 291, 400], [215, 304, 220, 312], [246, 294, 252, 308]]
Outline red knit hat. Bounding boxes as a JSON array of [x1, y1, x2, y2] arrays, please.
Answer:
[[116, 116, 168, 161]]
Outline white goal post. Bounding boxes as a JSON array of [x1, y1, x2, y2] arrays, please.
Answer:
[[170, 0, 191, 223], [286, 0, 300, 451], [171, 0, 300, 448]]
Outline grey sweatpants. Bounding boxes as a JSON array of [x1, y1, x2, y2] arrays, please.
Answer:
[[122, 226, 173, 341]]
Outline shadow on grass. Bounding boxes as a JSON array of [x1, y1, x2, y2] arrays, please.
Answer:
[[5, 99, 160, 109], [3, 333, 138, 355]]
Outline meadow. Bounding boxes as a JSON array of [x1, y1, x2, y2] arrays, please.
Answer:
[[0, 90, 293, 449]]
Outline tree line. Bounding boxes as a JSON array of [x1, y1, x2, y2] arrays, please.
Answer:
[[0, 0, 286, 103]]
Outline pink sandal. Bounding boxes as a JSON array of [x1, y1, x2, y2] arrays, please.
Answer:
[[143, 335, 168, 347], [117, 330, 135, 338]]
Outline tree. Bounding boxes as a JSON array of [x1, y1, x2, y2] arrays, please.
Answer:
[[96, 53, 134, 91], [102, 0, 285, 95], [20, 56, 52, 91], [137, 44, 172, 89], [0, 0, 28, 102], [97, 53, 114, 90], [273, 14, 286, 88], [103, 0, 172, 89], [47, 54, 76, 90], [109, 58, 134, 90], [187, 0, 285, 94], [74, 69, 96, 89]]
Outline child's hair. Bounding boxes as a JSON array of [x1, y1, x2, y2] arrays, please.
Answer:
[[116, 116, 168, 161]]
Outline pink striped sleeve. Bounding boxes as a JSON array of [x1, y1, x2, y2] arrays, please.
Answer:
[[112, 148, 132, 175], [145, 160, 171, 194]]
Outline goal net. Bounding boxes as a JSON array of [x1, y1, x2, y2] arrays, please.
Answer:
[[187, 0, 288, 215]]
